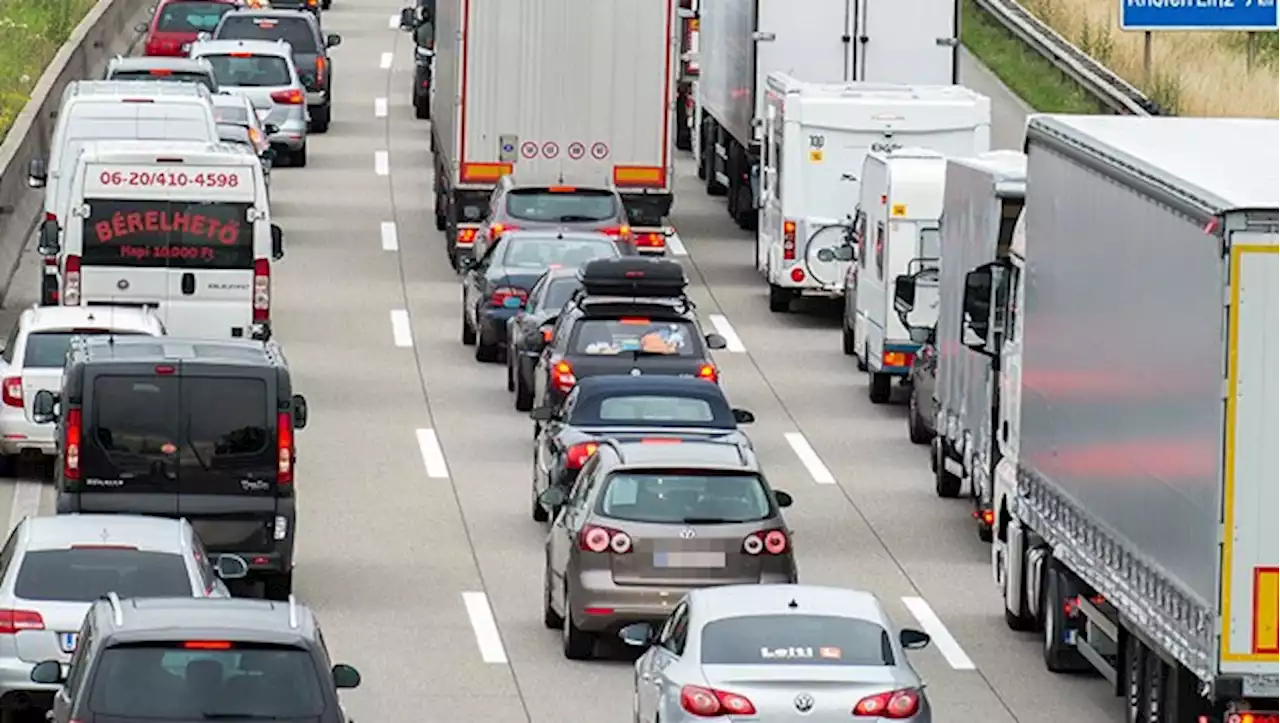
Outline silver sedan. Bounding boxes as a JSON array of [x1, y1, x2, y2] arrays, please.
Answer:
[[620, 584, 935, 722]]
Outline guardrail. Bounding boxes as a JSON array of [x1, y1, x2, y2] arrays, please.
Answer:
[[972, 0, 1166, 116], [0, 0, 150, 302]]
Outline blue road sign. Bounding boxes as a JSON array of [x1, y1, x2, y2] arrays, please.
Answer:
[[1120, 0, 1277, 31]]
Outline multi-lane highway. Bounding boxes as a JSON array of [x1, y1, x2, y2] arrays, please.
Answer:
[[0, 3, 1124, 721]]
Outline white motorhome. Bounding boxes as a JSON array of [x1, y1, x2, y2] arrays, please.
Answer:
[[40, 140, 284, 341], [26, 81, 220, 305], [758, 77, 990, 314]]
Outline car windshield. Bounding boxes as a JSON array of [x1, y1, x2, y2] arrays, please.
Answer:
[[216, 16, 319, 52], [14, 549, 191, 602], [156, 1, 233, 32], [505, 189, 618, 223], [23, 330, 151, 368], [598, 472, 771, 523], [570, 319, 700, 357], [594, 395, 717, 425], [540, 279, 582, 311], [700, 614, 896, 666], [203, 54, 291, 87], [88, 644, 325, 719], [109, 70, 216, 91], [500, 236, 618, 271]]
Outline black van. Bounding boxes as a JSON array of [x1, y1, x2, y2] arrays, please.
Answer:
[[32, 336, 307, 600]]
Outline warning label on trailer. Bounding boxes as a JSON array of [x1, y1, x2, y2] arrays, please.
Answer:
[[591, 142, 610, 160], [520, 142, 538, 159], [568, 142, 586, 160], [541, 142, 560, 159]]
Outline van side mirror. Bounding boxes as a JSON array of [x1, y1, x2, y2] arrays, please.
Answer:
[[212, 554, 249, 580], [893, 275, 916, 313], [30, 660, 64, 685], [618, 622, 657, 647], [271, 224, 284, 261], [291, 394, 308, 429], [27, 158, 47, 188], [399, 7, 416, 29], [332, 663, 361, 689], [907, 326, 932, 345], [529, 406, 555, 422], [32, 391, 58, 424], [773, 490, 793, 508], [196, 31, 211, 41], [538, 486, 567, 509], [325, 33, 342, 48], [134, 22, 148, 34], [704, 333, 727, 350], [38, 218, 60, 256], [731, 408, 755, 424], [962, 263, 995, 354], [900, 628, 931, 650]]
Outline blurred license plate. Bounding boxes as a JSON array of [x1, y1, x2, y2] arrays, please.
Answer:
[[654, 551, 725, 568], [59, 632, 78, 653]]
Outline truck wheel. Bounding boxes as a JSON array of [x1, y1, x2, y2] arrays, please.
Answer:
[[842, 319, 856, 356], [856, 344, 868, 372], [675, 92, 691, 151], [733, 186, 756, 230], [768, 285, 792, 313], [1041, 563, 1091, 673], [434, 190, 447, 231], [704, 139, 726, 196], [908, 393, 930, 444], [867, 372, 891, 404], [1141, 646, 1169, 722], [935, 444, 962, 498], [1124, 636, 1146, 723], [1003, 550, 1037, 632], [414, 94, 430, 119]]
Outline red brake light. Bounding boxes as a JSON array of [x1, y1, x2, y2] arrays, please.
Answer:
[[680, 685, 756, 717], [229, 52, 253, 58], [149, 68, 173, 76], [270, 89, 304, 105], [0, 610, 45, 635], [154, 365, 176, 375], [488, 286, 528, 308], [541, 327, 553, 342], [183, 641, 233, 650], [1, 377, 22, 408], [64, 408, 82, 480], [551, 360, 576, 394], [601, 225, 634, 240], [742, 528, 789, 555], [618, 317, 650, 325], [458, 228, 478, 243], [635, 232, 665, 249], [783, 220, 797, 261], [277, 411, 293, 485], [565, 442, 598, 470], [1229, 715, 1280, 723], [489, 222, 518, 239], [254, 259, 270, 322], [853, 688, 921, 718], [578, 524, 632, 554], [641, 438, 681, 444], [315, 56, 326, 85], [44, 212, 56, 222], [64, 254, 82, 305], [547, 186, 577, 193], [697, 364, 717, 383]]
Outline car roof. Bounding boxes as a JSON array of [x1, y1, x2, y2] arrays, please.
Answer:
[[23, 305, 162, 334], [109, 57, 213, 73], [607, 438, 753, 469], [574, 374, 731, 398], [502, 229, 617, 243], [688, 584, 892, 627], [102, 597, 314, 643], [193, 38, 295, 57], [503, 178, 619, 194], [21, 514, 187, 553], [80, 336, 280, 367]]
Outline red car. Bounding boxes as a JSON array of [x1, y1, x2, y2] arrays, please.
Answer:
[[137, 0, 239, 57]]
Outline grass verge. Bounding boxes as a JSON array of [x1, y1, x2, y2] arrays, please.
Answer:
[[960, 0, 1105, 113], [1, 0, 99, 141]]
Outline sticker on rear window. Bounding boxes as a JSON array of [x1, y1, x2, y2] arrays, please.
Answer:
[[761, 646, 816, 660], [819, 646, 842, 659]]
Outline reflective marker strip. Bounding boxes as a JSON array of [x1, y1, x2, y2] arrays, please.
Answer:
[[1254, 567, 1279, 654]]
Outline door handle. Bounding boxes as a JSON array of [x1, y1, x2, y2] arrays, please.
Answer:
[[181, 272, 196, 295]]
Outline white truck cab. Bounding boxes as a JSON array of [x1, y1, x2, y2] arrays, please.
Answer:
[[757, 76, 990, 313], [39, 140, 284, 341]]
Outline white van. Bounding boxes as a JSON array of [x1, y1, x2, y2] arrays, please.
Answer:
[[26, 81, 220, 304], [757, 75, 990, 313], [39, 139, 284, 340], [848, 148, 948, 404]]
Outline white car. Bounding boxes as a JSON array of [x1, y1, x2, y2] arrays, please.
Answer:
[[0, 305, 165, 469]]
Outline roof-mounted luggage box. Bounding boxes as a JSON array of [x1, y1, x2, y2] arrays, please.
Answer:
[[578, 258, 689, 298]]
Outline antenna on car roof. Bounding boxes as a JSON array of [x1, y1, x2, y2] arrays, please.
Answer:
[[788, 599, 799, 609]]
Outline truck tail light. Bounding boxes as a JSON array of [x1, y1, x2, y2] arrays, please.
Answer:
[[64, 408, 82, 480], [634, 232, 665, 250], [253, 259, 270, 322], [782, 220, 797, 261], [63, 255, 81, 305], [551, 361, 576, 394]]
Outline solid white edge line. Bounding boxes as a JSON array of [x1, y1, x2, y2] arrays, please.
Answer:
[[6, 480, 42, 535], [390, 309, 413, 347], [783, 432, 835, 484], [415, 429, 450, 479], [665, 232, 688, 256], [388, 13, 399, 28], [461, 591, 508, 664], [901, 596, 976, 670], [380, 221, 398, 251], [379, 51, 393, 69], [374, 151, 389, 176], [707, 313, 746, 353], [374, 97, 388, 118]]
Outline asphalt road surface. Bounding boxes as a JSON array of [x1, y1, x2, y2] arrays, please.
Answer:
[[0, 3, 1123, 721]]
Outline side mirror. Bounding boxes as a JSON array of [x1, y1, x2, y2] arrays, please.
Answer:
[[37, 218, 60, 256], [32, 391, 58, 424], [907, 326, 931, 345], [900, 628, 931, 650], [618, 621, 656, 648], [262, 147, 277, 166], [264, 123, 280, 135], [731, 408, 755, 425], [196, 31, 211, 41], [893, 275, 916, 313], [704, 332, 727, 350], [833, 245, 855, 262], [331, 663, 361, 689], [325, 33, 342, 47], [399, 7, 416, 29], [773, 490, 793, 508], [532, 321, 555, 350], [211, 553, 249, 580], [271, 224, 284, 261], [538, 486, 567, 509], [291, 394, 308, 429], [30, 660, 64, 685], [962, 264, 995, 349], [529, 406, 555, 422], [134, 22, 148, 34], [27, 158, 47, 188], [458, 257, 477, 271]]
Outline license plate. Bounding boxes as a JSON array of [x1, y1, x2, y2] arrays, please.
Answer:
[[58, 632, 78, 653], [654, 551, 725, 568]]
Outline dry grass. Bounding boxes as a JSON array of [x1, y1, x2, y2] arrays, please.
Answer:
[[1021, 0, 1278, 116], [0, 0, 100, 141]]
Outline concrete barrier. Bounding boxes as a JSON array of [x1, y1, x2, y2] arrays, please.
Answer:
[[0, 0, 151, 302]]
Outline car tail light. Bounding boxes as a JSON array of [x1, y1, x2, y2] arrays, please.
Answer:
[[791, 267, 806, 283], [488, 222, 518, 239], [853, 688, 921, 718], [314, 56, 326, 86], [457, 227, 478, 245], [488, 286, 527, 308], [1, 377, 21, 408], [63, 255, 81, 305], [277, 411, 293, 485], [1228, 714, 1280, 723], [882, 350, 915, 368], [270, 88, 305, 105], [0, 609, 45, 635], [253, 259, 270, 322], [601, 226, 634, 242], [565, 442, 598, 470], [680, 685, 756, 717], [742, 528, 789, 555], [64, 408, 82, 481], [551, 360, 576, 394], [634, 232, 665, 250], [578, 524, 632, 554], [974, 508, 994, 527], [782, 220, 797, 261], [697, 364, 717, 383], [541, 327, 554, 343]]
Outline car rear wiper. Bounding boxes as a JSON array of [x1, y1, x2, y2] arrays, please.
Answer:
[[557, 214, 599, 222], [629, 349, 674, 358], [681, 516, 742, 525]]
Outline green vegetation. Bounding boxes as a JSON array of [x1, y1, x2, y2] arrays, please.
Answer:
[[960, 0, 1105, 113], [1, 0, 99, 140]]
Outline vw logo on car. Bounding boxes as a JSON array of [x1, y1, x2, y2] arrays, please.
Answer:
[[794, 693, 815, 713]]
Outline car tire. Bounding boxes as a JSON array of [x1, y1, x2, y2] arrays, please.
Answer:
[[262, 572, 292, 601], [414, 94, 430, 119], [291, 144, 308, 168], [475, 337, 499, 363], [0, 454, 16, 478], [867, 372, 891, 404], [309, 105, 331, 134], [514, 368, 535, 412], [531, 480, 549, 523], [542, 566, 562, 628], [841, 319, 856, 356], [856, 343, 868, 372], [561, 586, 595, 660], [461, 307, 476, 346], [908, 393, 930, 444], [768, 285, 792, 313], [506, 351, 516, 391], [321, 0, 331, 8]]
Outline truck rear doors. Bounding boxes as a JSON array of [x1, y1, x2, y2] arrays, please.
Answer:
[[853, 0, 957, 84]]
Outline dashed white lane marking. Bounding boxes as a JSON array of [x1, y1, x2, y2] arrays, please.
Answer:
[[784, 432, 835, 484], [379, 51, 393, 69], [374, 97, 388, 118], [707, 313, 745, 353], [415, 428, 450, 478], [666, 231, 688, 256], [380, 221, 398, 250], [387, 13, 399, 28], [390, 309, 413, 347], [374, 150, 389, 176], [6, 480, 42, 534], [461, 592, 508, 663], [901, 596, 976, 670]]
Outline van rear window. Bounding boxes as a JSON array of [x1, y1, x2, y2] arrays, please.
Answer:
[[92, 376, 269, 461], [108, 70, 216, 91], [82, 199, 254, 269]]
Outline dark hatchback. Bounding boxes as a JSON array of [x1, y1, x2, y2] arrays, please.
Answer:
[[32, 337, 308, 600], [508, 267, 583, 411], [529, 375, 755, 522]]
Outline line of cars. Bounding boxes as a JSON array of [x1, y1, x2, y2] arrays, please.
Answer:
[[0, 2, 363, 720]]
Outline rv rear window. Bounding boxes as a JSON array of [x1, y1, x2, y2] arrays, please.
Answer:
[[81, 200, 255, 270]]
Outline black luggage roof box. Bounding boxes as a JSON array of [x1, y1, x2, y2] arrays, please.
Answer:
[[578, 257, 688, 298]]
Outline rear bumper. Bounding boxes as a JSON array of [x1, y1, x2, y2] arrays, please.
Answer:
[[0, 407, 54, 456], [570, 569, 796, 633], [478, 308, 517, 345]]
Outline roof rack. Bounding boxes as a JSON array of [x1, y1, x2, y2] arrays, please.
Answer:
[[597, 435, 751, 466], [287, 594, 299, 629], [577, 257, 687, 299], [105, 591, 124, 626]]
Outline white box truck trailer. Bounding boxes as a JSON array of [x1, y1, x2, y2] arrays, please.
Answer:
[[966, 115, 1279, 722], [692, 0, 959, 230], [430, 0, 677, 268]]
